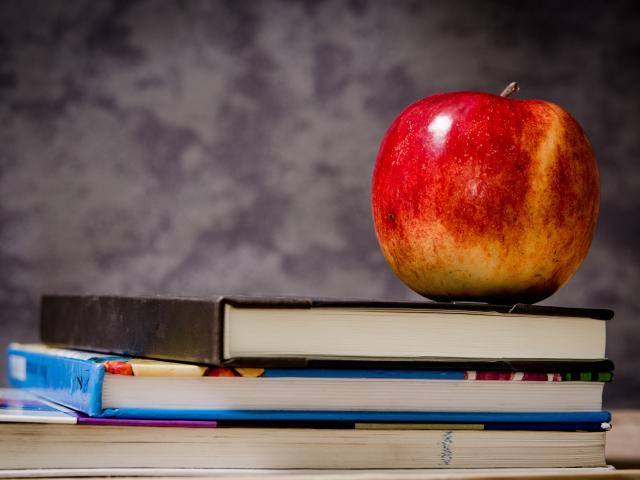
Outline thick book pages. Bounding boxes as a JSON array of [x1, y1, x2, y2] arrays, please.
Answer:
[[0, 423, 606, 469], [7, 344, 611, 421], [40, 294, 613, 366]]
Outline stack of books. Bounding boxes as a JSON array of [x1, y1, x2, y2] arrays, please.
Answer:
[[1, 294, 614, 472]]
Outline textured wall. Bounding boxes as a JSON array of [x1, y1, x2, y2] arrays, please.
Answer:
[[1, 0, 638, 406]]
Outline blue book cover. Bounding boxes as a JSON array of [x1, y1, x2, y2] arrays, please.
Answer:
[[7, 344, 122, 416], [0, 387, 78, 423], [7, 343, 611, 425], [100, 407, 611, 424]]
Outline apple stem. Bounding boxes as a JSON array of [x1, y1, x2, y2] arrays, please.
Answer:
[[500, 82, 520, 98]]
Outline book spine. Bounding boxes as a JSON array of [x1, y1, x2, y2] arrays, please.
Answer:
[[6, 344, 105, 416], [40, 295, 224, 365]]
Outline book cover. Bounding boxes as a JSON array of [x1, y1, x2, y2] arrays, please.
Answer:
[[40, 294, 613, 366], [95, 409, 611, 424], [0, 388, 77, 424]]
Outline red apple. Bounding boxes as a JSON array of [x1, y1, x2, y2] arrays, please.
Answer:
[[371, 83, 600, 304]]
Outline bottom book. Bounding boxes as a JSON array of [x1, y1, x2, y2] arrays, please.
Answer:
[[2, 421, 605, 469]]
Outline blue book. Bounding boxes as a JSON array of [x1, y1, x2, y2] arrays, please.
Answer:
[[7, 343, 610, 424], [0, 388, 609, 431]]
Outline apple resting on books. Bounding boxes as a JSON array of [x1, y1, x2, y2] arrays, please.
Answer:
[[371, 82, 600, 304]]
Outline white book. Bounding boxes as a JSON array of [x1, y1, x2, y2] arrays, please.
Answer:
[[0, 422, 606, 470]]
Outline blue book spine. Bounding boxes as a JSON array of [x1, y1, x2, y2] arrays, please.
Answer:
[[6, 344, 114, 416]]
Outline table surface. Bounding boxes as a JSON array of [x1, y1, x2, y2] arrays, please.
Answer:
[[605, 410, 640, 469]]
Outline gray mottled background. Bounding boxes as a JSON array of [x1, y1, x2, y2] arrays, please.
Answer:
[[1, 0, 638, 406]]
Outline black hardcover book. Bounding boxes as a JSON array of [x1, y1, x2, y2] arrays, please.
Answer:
[[40, 294, 613, 369]]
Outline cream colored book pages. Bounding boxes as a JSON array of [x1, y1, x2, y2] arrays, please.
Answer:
[[0, 425, 605, 470], [102, 374, 603, 412], [224, 306, 606, 360]]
